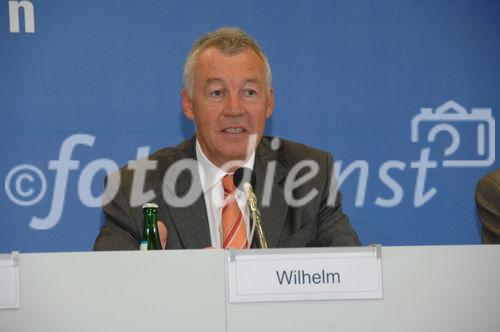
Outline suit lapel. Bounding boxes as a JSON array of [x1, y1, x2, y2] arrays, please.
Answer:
[[254, 138, 288, 248], [164, 137, 212, 249]]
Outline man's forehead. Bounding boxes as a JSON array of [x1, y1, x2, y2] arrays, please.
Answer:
[[193, 47, 266, 86]]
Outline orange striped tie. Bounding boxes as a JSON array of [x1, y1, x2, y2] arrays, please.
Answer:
[[222, 174, 248, 249]]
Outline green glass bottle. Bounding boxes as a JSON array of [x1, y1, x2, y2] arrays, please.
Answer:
[[140, 203, 162, 250]]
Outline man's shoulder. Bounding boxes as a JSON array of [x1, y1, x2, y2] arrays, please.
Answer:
[[146, 137, 197, 163], [112, 137, 196, 179]]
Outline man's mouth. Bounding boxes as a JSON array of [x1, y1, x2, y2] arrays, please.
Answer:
[[222, 127, 246, 134]]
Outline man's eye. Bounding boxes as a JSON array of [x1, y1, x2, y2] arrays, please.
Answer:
[[210, 90, 223, 97], [243, 89, 257, 97]]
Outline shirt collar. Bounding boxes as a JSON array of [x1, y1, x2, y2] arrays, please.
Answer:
[[195, 139, 255, 193]]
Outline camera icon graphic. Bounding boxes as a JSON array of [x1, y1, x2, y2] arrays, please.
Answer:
[[411, 100, 495, 167]]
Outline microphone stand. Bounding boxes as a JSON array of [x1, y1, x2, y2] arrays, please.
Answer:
[[243, 183, 268, 249]]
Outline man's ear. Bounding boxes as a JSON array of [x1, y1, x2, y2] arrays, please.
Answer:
[[265, 88, 275, 118], [182, 88, 195, 120]]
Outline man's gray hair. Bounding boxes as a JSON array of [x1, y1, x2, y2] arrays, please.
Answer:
[[183, 27, 272, 98]]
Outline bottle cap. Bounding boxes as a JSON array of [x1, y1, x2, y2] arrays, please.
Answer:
[[142, 202, 158, 209]]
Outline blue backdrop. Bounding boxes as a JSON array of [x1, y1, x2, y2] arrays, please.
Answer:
[[1, 0, 498, 253]]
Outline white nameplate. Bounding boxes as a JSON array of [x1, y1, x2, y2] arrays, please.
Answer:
[[0, 252, 20, 309], [228, 247, 382, 303]]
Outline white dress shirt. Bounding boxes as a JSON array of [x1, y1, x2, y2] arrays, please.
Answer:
[[195, 140, 255, 248]]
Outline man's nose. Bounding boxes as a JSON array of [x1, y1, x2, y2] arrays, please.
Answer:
[[223, 93, 244, 116]]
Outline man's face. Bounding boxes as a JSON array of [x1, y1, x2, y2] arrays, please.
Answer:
[[182, 47, 274, 170]]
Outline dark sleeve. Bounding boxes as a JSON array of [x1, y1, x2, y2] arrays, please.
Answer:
[[93, 171, 141, 251], [476, 170, 500, 244], [315, 152, 361, 247]]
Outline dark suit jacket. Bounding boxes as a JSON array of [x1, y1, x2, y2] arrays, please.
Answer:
[[476, 168, 500, 244], [93, 136, 360, 250]]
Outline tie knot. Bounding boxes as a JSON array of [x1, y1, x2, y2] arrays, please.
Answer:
[[222, 174, 236, 195]]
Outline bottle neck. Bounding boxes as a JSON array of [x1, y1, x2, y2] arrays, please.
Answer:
[[144, 209, 158, 228]]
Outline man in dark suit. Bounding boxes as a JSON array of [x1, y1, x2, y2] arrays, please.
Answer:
[[94, 27, 360, 250]]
